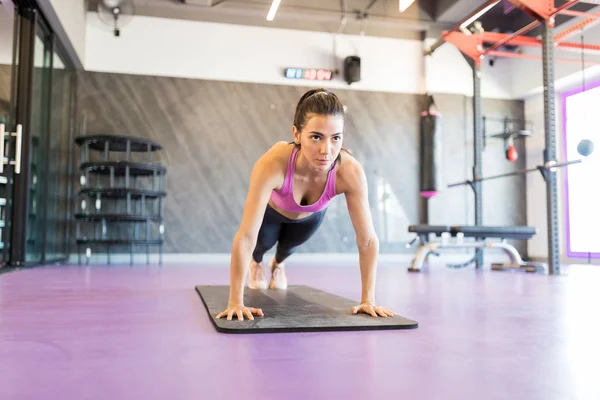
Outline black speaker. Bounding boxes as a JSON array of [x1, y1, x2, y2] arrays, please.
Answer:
[[343, 56, 361, 85]]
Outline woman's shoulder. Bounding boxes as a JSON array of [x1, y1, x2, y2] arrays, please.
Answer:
[[335, 148, 361, 173], [335, 149, 366, 194], [263, 141, 294, 165], [272, 140, 295, 153], [252, 141, 294, 177]]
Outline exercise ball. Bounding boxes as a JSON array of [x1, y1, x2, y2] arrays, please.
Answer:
[[577, 139, 594, 157]]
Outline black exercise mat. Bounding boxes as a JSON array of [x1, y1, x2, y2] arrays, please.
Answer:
[[195, 285, 418, 334]]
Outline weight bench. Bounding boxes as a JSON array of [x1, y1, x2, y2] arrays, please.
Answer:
[[406, 225, 546, 273]]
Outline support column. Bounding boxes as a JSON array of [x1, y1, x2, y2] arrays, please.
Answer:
[[420, 31, 430, 226], [472, 61, 484, 269], [541, 19, 560, 275]]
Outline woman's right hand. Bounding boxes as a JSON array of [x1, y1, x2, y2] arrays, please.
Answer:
[[216, 304, 264, 321]]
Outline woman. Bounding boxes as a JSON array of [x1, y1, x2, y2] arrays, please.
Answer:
[[216, 88, 395, 321]]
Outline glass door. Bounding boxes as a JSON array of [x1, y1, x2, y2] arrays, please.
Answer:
[[2, 3, 73, 268], [43, 48, 73, 262], [0, 2, 18, 269], [24, 20, 52, 263]]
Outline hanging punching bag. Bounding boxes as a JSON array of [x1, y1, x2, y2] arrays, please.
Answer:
[[505, 134, 518, 162], [420, 95, 442, 198]]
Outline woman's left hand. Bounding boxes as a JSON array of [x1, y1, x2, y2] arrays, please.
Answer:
[[351, 302, 395, 318]]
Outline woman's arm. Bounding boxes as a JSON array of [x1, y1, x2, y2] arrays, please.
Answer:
[[342, 160, 379, 304], [341, 158, 394, 318], [217, 144, 284, 321], [228, 157, 279, 306]]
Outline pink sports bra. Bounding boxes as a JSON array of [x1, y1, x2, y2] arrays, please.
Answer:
[[270, 146, 338, 213]]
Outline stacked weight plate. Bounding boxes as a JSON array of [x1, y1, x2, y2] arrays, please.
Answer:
[[74, 134, 166, 265]]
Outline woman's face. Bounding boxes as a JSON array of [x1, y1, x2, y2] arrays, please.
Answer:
[[293, 114, 344, 172]]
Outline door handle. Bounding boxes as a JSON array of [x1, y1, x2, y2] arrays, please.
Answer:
[[9, 124, 22, 174], [0, 124, 24, 175]]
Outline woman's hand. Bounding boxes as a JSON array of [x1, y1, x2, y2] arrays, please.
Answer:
[[216, 304, 264, 321], [351, 302, 395, 318]]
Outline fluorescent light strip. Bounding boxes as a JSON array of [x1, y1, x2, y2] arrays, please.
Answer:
[[267, 0, 282, 21], [399, 0, 416, 12], [460, 0, 501, 29]]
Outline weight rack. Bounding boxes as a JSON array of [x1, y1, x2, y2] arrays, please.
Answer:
[[74, 134, 166, 265]]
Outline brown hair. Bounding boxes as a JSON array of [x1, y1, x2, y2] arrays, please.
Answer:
[[292, 88, 350, 163], [293, 88, 345, 131]]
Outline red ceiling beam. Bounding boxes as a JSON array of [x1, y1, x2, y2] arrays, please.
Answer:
[[481, 1, 580, 54], [480, 31, 540, 46], [444, 30, 600, 65], [444, 31, 485, 66], [507, 0, 556, 20], [483, 20, 541, 54], [558, 10, 600, 19], [469, 31, 600, 52], [429, 0, 600, 64], [504, 0, 579, 21], [554, 13, 600, 43], [554, 40, 600, 52], [487, 49, 600, 64]]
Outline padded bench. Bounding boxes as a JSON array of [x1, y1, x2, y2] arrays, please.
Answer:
[[408, 225, 536, 239], [451, 226, 536, 240], [408, 225, 451, 235], [406, 224, 545, 273]]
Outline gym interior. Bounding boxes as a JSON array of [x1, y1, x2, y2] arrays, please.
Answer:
[[1, 0, 599, 398]]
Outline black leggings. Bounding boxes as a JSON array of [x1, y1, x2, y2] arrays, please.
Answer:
[[252, 204, 327, 264]]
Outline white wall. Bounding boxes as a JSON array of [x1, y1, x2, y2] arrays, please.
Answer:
[[84, 13, 514, 99], [511, 49, 600, 99], [426, 38, 514, 98], [524, 93, 559, 260], [47, 0, 87, 64], [511, 52, 590, 99], [0, 1, 14, 65], [0, 0, 86, 66]]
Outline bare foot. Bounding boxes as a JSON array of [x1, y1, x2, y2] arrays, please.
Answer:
[[248, 260, 268, 289], [269, 258, 288, 289]]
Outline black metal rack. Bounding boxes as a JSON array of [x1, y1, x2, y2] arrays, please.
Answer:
[[74, 134, 166, 265]]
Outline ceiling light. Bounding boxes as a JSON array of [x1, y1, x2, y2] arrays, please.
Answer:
[[399, 0, 416, 12], [267, 0, 281, 21]]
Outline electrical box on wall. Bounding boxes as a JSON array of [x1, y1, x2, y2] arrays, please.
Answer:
[[343, 56, 361, 85]]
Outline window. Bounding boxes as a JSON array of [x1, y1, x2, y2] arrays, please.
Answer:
[[562, 82, 600, 258]]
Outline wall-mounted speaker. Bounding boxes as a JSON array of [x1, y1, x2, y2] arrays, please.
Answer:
[[343, 56, 361, 85]]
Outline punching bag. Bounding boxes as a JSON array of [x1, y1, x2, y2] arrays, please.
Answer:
[[504, 132, 518, 162], [420, 95, 442, 198]]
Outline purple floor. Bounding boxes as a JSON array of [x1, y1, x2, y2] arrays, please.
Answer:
[[1, 260, 600, 400]]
